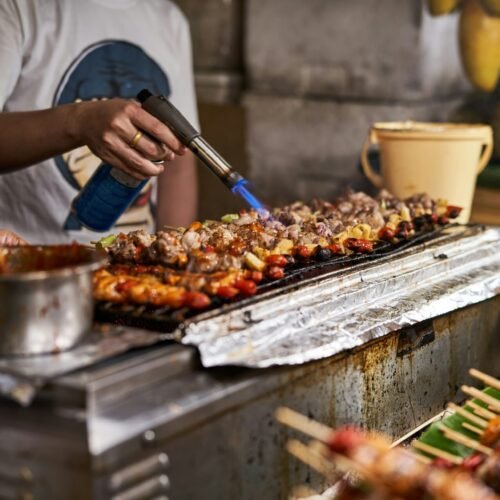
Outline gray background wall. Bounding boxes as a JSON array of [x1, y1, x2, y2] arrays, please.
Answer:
[[175, 0, 494, 220]]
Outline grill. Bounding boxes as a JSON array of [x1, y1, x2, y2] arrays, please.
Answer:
[[94, 223, 466, 334]]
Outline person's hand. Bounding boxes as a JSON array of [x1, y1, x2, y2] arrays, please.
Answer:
[[74, 99, 187, 180], [0, 230, 27, 246]]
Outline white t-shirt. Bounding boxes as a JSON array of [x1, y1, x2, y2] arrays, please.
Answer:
[[0, 0, 198, 244]]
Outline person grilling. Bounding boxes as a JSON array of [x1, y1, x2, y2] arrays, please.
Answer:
[[0, 0, 198, 244]]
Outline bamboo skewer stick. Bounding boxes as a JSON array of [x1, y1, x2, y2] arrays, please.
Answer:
[[469, 369, 500, 391], [448, 403, 487, 428], [461, 386, 500, 413], [466, 400, 496, 420], [286, 439, 332, 477], [438, 424, 493, 456], [275, 407, 331, 442], [488, 405, 500, 414], [408, 450, 432, 464], [462, 422, 483, 435], [411, 440, 463, 464]]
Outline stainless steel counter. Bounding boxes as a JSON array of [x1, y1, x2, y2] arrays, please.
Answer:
[[0, 297, 498, 499]]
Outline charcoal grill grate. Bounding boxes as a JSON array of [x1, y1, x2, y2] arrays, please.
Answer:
[[94, 224, 466, 333]]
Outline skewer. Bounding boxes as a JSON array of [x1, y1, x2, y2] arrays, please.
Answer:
[[408, 450, 432, 465], [466, 400, 496, 420], [438, 424, 493, 456], [411, 440, 463, 465], [286, 439, 331, 477], [488, 405, 500, 414], [275, 407, 331, 442], [469, 369, 500, 391], [462, 422, 482, 435], [447, 403, 487, 428], [461, 386, 500, 413]]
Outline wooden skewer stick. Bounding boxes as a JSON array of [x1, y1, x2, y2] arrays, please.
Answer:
[[461, 386, 500, 413], [408, 450, 432, 465], [286, 439, 331, 477], [448, 403, 487, 428], [466, 400, 496, 420], [411, 440, 463, 465], [462, 422, 483, 435], [488, 405, 500, 414], [469, 369, 500, 391], [438, 424, 493, 456], [275, 407, 331, 442]]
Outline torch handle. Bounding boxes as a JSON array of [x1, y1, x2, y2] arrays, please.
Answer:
[[137, 89, 200, 146]]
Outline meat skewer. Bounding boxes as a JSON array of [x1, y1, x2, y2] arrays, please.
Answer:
[[470, 369, 500, 392], [461, 386, 500, 413], [276, 406, 499, 499], [411, 440, 463, 465], [437, 423, 494, 456]]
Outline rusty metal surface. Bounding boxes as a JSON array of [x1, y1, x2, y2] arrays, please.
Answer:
[[183, 226, 500, 368], [0, 298, 497, 499]]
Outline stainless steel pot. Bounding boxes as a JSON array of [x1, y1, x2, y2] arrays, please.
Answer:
[[0, 246, 106, 356]]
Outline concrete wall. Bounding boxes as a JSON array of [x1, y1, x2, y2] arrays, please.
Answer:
[[176, 0, 475, 213], [245, 0, 469, 101]]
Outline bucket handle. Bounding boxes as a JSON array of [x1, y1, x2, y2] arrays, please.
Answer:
[[477, 128, 493, 173], [360, 129, 383, 188]]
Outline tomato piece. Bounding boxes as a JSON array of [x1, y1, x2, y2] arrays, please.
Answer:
[[344, 238, 373, 253], [378, 227, 395, 241], [328, 244, 342, 254], [327, 427, 363, 455], [184, 292, 211, 309], [203, 245, 215, 253], [294, 245, 312, 259], [135, 245, 145, 258], [432, 457, 456, 470], [461, 453, 484, 471], [265, 254, 288, 267], [446, 205, 462, 219], [217, 286, 240, 299], [234, 279, 257, 296], [267, 266, 285, 280], [250, 271, 263, 283], [438, 215, 450, 225]]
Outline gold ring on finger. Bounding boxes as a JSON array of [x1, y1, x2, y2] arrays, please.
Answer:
[[128, 130, 143, 148]]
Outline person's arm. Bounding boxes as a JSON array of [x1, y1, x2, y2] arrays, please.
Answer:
[[156, 153, 198, 228], [0, 99, 187, 179], [154, 8, 200, 229]]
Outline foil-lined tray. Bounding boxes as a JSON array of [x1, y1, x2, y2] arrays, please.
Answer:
[[181, 226, 500, 368]]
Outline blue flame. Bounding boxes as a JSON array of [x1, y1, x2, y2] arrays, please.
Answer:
[[231, 178, 265, 211]]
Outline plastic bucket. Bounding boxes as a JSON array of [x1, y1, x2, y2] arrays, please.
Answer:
[[361, 121, 493, 223]]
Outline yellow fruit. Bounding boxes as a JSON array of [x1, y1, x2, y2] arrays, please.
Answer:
[[427, 0, 461, 15], [459, 0, 500, 91], [481, 0, 500, 15]]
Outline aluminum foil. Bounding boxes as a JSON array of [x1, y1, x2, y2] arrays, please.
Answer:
[[182, 226, 500, 368], [0, 325, 170, 405]]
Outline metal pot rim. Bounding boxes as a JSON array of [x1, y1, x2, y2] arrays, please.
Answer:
[[0, 246, 107, 282]]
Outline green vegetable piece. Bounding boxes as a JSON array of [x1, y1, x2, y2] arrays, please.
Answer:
[[95, 234, 117, 250], [221, 214, 239, 223]]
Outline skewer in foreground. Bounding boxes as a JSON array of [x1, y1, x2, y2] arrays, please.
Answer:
[[276, 406, 499, 499]]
